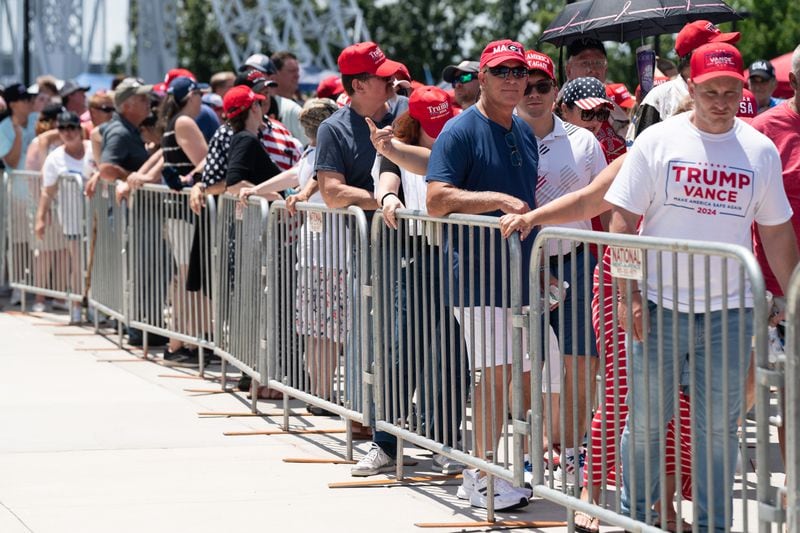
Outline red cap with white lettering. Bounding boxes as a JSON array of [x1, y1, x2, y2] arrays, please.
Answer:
[[525, 50, 555, 81], [408, 86, 456, 139], [480, 39, 526, 70], [690, 42, 745, 84], [337, 41, 406, 78]]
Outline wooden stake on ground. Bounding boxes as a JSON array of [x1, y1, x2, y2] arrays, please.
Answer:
[[224, 428, 346, 436], [198, 411, 311, 417], [283, 458, 357, 465], [328, 473, 458, 489], [414, 520, 567, 529], [183, 388, 237, 394]]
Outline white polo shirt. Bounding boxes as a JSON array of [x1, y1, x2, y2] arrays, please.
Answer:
[[535, 115, 607, 255]]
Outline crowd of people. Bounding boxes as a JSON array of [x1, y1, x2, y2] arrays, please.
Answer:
[[1, 22, 798, 532]]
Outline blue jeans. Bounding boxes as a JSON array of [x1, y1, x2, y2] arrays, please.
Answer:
[[620, 301, 751, 531], [374, 240, 467, 456]]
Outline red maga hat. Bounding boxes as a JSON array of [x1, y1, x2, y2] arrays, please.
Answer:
[[675, 20, 740, 58], [337, 42, 405, 78], [525, 50, 555, 81], [690, 42, 745, 84], [223, 85, 266, 119], [480, 39, 526, 70], [408, 85, 456, 139]]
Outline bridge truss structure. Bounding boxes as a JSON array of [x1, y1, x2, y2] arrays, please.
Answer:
[[0, 0, 367, 86]]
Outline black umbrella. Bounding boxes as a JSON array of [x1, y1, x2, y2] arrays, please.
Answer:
[[541, 0, 742, 46]]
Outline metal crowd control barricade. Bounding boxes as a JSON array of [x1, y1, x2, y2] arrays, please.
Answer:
[[128, 184, 215, 362], [265, 201, 370, 456], [0, 171, 8, 288], [212, 194, 268, 393], [7, 170, 87, 314], [87, 180, 128, 344], [785, 266, 800, 533], [524, 227, 776, 533], [371, 210, 526, 504]]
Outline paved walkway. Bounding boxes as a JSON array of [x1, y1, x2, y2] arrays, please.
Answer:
[[1, 302, 785, 532], [0, 306, 573, 533]]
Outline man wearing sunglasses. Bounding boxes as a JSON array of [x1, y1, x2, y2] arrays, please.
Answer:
[[512, 51, 608, 494], [315, 41, 410, 477], [426, 39, 537, 511], [442, 60, 480, 109]]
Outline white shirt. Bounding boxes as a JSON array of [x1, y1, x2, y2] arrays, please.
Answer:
[[41, 141, 94, 236], [605, 112, 792, 311], [536, 116, 607, 255], [295, 146, 348, 269]]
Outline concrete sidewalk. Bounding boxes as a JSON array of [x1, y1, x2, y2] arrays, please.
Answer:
[[0, 308, 570, 533]]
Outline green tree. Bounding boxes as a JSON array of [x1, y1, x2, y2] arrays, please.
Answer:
[[727, 0, 800, 64], [106, 44, 126, 75], [176, 0, 234, 80]]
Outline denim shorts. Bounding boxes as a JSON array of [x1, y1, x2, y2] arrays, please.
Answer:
[[548, 247, 598, 357]]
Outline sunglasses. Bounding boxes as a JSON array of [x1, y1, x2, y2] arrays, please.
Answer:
[[486, 66, 528, 80], [578, 107, 611, 122], [453, 72, 477, 85], [57, 124, 81, 131], [504, 132, 522, 167], [92, 105, 115, 113], [524, 80, 555, 96]]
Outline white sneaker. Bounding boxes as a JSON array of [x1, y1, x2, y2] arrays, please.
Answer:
[[9, 289, 21, 306], [70, 306, 83, 324], [432, 453, 467, 475], [350, 443, 395, 477], [554, 447, 585, 487], [469, 475, 530, 511], [457, 468, 478, 500], [31, 301, 47, 313]]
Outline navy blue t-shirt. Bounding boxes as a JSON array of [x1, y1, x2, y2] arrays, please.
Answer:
[[195, 104, 221, 142], [426, 105, 538, 307], [314, 97, 407, 199]]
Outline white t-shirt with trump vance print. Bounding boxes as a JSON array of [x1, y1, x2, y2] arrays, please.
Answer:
[[536, 115, 607, 255], [605, 112, 792, 312]]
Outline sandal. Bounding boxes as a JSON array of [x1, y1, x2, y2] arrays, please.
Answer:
[[574, 511, 600, 533]]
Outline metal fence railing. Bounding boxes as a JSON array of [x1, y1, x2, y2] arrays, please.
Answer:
[[212, 194, 268, 390], [2, 178, 792, 530], [7, 170, 87, 316], [525, 227, 776, 533], [785, 266, 800, 533], [265, 201, 369, 454], [371, 209, 527, 516], [0, 172, 8, 289], [128, 184, 215, 360], [87, 180, 128, 344]]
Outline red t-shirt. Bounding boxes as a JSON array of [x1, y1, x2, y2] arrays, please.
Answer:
[[750, 102, 800, 296]]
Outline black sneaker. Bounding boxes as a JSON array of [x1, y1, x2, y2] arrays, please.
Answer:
[[306, 403, 337, 416], [163, 347, 189, 362], [237, 375, 252, 392]]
